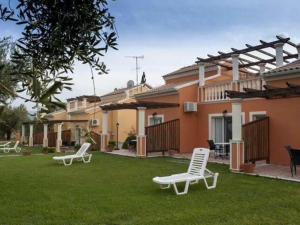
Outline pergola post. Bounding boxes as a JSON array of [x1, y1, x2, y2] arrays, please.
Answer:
[[21, 124, 25, 144], [231, 54, 240, 81], [56, 123, 62, 152], [29, 124, 33, 147], [136, 107, 147, 157], [230, 99, 244, 171], [100, 111, 110, 151], [274, 42, 284, 67], [198, 62, 205, 86], [43, 123, 48, 148], [259, 63, 266, 75], [297, 44, 300, 60]]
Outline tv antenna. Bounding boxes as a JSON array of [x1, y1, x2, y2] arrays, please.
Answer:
[[126, 55, 144, 86]]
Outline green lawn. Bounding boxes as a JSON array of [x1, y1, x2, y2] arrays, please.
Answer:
[[0, 152, 300, 225]]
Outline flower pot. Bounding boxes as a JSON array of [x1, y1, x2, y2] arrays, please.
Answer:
[[240, 163, 255, 173]]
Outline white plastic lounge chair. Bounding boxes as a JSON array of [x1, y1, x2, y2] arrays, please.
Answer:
[[53, 143, 92, 166], [1, 141, 21, 153], [153, 148, 219, 195], [0, 141, 11, 147]]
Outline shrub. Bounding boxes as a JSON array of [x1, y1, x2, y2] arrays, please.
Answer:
[[122, 133, 136, 149], [42, 147, 56, 154], [74, 144, 81, 150]]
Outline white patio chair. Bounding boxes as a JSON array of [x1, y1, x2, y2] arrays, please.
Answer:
[[153, 148, 219, 195], [53, 143, 92, 166], [1, 141, 21, 153]]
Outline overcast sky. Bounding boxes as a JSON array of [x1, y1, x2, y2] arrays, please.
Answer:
[[1, 0, 300, 110]]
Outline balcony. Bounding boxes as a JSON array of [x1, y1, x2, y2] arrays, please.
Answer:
[[200, 78, 265, 102]]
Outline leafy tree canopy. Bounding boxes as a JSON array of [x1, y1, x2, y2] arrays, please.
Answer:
[[0, 0, 117, 112], [0, 104, 29, 140]]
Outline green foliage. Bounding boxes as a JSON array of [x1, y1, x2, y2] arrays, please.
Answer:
[[42, 147, 56, 154], [0, 1, 117, 112], [0, 105, 29, 140], [108, 140, 116, 149], [74, 144, 81, 150], [122, 132, 136, 149]]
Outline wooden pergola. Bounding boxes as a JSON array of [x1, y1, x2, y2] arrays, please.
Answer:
[[100, 101, 180, 111], [196, 35, 300, 74], [225, 82, 300, 99], [21, 119, 89, 151]]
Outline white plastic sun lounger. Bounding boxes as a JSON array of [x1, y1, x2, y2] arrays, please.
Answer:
[[53, 143, 92, 166], [153, 148, 219, 195], [0, 141, 11, 147], [0, 141, 21, 153]]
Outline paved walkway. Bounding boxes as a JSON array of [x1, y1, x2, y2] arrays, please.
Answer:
[[249, 162, 300, 182]]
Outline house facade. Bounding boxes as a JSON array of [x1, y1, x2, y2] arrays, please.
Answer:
[[43, 81, 151, 147], [135, 36, 300, 166]]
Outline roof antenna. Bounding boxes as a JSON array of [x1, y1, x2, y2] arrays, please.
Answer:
[[126, 55, 144, 87]]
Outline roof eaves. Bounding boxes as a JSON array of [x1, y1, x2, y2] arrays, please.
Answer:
[[134, 88, 178, 99]]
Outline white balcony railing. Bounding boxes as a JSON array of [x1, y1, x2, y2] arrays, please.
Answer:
[[201, 78, 265, 102]]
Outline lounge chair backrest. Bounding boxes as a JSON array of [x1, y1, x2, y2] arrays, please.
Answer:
[[13, 141, 19, 149], [187, 148, 210, 176], [75, 143, 91, 156]]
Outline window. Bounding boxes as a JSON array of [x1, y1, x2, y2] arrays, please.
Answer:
[[249, 111, 267, 122], [148, 115, 164, 126]]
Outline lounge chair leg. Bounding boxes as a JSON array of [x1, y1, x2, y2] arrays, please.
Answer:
[[172, 181, 190, 195], [204, 173, 219, 189], [63, 158, 73, 166], [160, 184, 171, 189], [82, 154, 92, 163]]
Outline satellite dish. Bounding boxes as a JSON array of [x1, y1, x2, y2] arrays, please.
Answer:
[[127, 80, 135, 88]]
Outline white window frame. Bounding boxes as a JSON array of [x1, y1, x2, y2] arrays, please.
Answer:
[[249, 111, 267, 122], [208, 112, 245, 141], [147, 114, 164, 126]]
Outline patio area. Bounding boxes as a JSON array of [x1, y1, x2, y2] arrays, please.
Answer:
[[106, 149, 300, 183]]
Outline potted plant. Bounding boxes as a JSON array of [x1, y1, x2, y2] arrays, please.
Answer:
[[107, 141, 116, 152]]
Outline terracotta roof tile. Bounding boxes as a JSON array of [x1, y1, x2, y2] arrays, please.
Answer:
[[265, 59, 300, 75]]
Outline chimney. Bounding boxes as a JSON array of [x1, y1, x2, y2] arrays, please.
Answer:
[[231, 54, 239, 81], [198, 63, 205, 86]]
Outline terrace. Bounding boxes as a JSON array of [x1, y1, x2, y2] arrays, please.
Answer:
[[197, 35, 300, 103]]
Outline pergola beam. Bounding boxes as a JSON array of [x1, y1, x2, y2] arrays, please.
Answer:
[[197, 37, 290, 63], [231, 48, 276, 66], [226, 83, 300, 99], [238, 54, 298, 69]]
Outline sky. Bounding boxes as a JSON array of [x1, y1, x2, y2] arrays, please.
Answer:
[[1, 0, 300, 110]]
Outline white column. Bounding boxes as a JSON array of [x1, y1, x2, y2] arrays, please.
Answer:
[[198, 62, 205, 87], [297, 44, 300, 60], [102, 111, 109, 135], [29, 124, 33, 147], [274, 42, 284, 67], [232, 100, 242, 141], [137, 107, 146, 136], [43, 124, 48, 147], [56, 123, 62, 152], [259, 63, 266, 75], [232, 54, 240, 81], [21, 124, 25, 143]]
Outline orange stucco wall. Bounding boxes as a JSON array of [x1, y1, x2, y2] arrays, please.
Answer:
[[143, 74, 300, 166]]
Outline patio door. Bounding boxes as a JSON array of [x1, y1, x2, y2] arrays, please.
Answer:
[[211, 116, 232, 143], [75, 127, 81, 145]]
